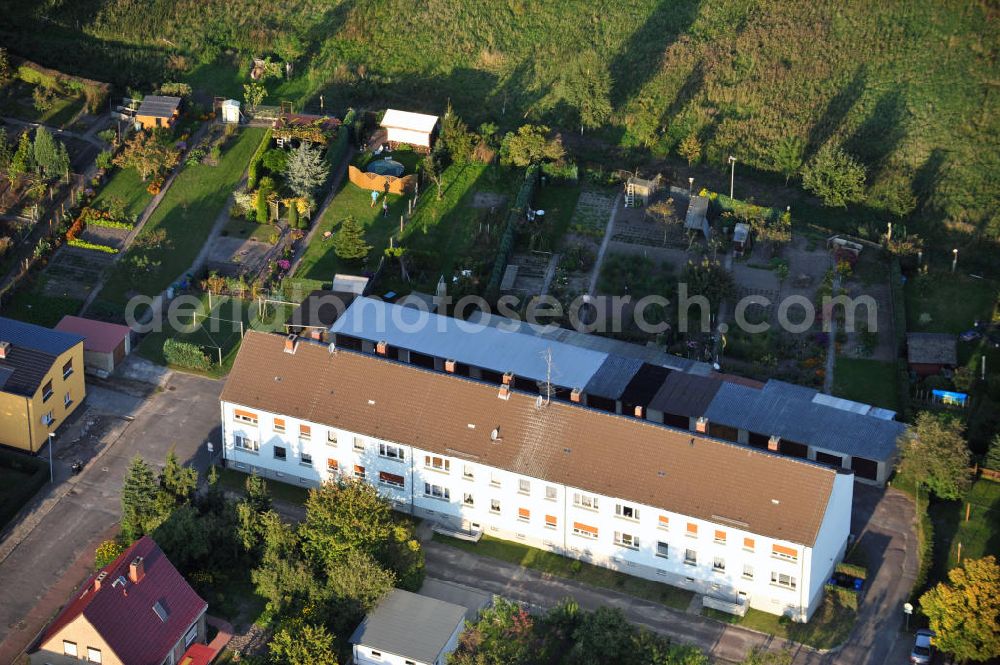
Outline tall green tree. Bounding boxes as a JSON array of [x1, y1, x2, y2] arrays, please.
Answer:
[[985, 433, 1000, 470], [8, 131, 34, 180], [898, 412, 971, 500], [299, 479, 424, 590], [0, 129, 11, 172], [153, 504, 211, 572], [919, 556, 1000, 663], [440, 103, 476, 163], [801, 144, 866, 207], [0, 47, 9, 82], [559, 51, 612, 134], [237, 472, 273, 554], [243, 82, 266, 116], [251, 511, 316, 617], [269, 620, 339, 665], [450, 597, 536, 665], [678, 133, 702, 165], [113, 130, 179, 181], [332, 216, 371, 260], [568, 606, 636, 665], [120, 456, 162, 542], [284, 143, 328, 200], [772, 136, 805, 185], [499, 124, 565, 167], [158, 447, 198, 508]]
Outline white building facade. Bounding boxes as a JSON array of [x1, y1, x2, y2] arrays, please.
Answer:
[[221, 398, 852, 620]]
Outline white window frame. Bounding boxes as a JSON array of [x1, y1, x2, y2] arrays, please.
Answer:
[[462, 492, 474, 506], [615, 503, 639, 521], [184, 623, 198, 647], [518, 479, 530, 495], [614, 531, 639, 549], [742, 564, 754, 580], [684, 549, 697, 566], [378, 443, 405, 462], [353, 436, 365, 451], [713, 556, 726, 572], [424, 455, 450, 472], [424, 482, 450, 500], [379, 471, 405, 489], [572, 524, 598, 540], [87, 647, 102, 664], [234, 434, 259, 452], [273, 445, 287, 461], [656, 541, 669, 559], [233, 411, 257, 425], [573, 492, 599, 511], [327, 431, 338, 446], [63, 641, 77, 657], [300, 452, 313, 467], [490, 499, 500, 514], [545, 485, 557, 501], [771, 571, 797, 589], [463, 464, 475, 480]]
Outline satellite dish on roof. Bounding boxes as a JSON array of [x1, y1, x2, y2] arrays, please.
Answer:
[[490, 427, 500, 441]]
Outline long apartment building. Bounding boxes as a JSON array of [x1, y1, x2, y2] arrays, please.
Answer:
[[221, 331, 853, 621]]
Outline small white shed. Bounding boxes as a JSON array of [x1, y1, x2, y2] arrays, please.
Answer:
[[381, 109, 439, 150], [221, 99, 241, 124]]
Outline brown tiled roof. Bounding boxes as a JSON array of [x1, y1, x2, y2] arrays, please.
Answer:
[[222, 332, 838, 546]]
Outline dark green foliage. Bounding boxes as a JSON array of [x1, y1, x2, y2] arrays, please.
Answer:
[[500, 125, 565, 167], [268, 619, 339, 665], [119, 456, 161, 542], [256, 176, 274, 224], [287, 201, 299, 228], [285, 143, 329, 200], [440, 103, 476, 164], [162, 338, 212, 370], [246, 129, 274, 189], [801, 145, 867, 208], [8, 130, 33, 179], [261, 148, 288, 174], [986, 434, 1000, 470], [487, 165, 539, 298], [898, 412, 972, 500], [681, 258, 735, 308], [332, 216, 371, 260]]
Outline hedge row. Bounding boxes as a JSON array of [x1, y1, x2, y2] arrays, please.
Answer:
[[163, 338, 212, 371], [246, 128, 273, 190], [0, 449, 49, 530], [889, 257, 911, 419], [486, 164, 539, 300], [325, 108, 356, 171]]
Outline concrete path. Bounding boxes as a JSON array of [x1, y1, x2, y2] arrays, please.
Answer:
[[0, 115, 109, 150], [587, 191, 623, 295], [538, 252, 560, 296], [288, 146, 356, 277], [79, 122, 212, 315], [0, 371, 223, 663], [822, 274, 841, 394]]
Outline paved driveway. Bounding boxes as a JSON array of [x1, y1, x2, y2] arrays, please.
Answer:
[[0, 369, 222, 663]]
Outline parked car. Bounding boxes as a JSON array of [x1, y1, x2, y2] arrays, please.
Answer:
[[910, 629, 935, 664]]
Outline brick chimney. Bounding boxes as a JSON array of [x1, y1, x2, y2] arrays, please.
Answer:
[[129, 556, 145, 584], [444, 359, 456, 373], [283, 334, 298, 354], [502, 371, 514, 385], [767, 436, 781, 452], [695, 417, 708, 433], [0, 341, 10, 359], [634, 405, 644, 418], [376, 340, 388, 355], [570, 388, 582, 403], [94, 571, 108, 591]]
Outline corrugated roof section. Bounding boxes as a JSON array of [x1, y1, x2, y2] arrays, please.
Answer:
[[649, 372, 723, 417], [329, 297, 608, 390], [584, 355, 644, 399], [703, 382, 905, 461], [380, 109, 440, 133], [222, 332, 839, 545], [136, 95, 181, 118]]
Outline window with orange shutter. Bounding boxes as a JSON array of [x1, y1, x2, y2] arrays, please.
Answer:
[[772, 544, 798, 561], [714, 529, 726, 544], [545, 514, 557, 529], [686, 523, 698, 537], [327, 459, 338, 472], [353, 464, 365, 480], [573, 522, 598, 539], [299, 424, 311, 438], [743, 537, 755, 551], [517, 507, 530, 522], [234, 409, 258, 425], [273, 418, 285, 432], [658, 515, 670, 530]]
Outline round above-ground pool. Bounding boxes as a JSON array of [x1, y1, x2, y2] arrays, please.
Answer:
[[366, 158, 405, 177]]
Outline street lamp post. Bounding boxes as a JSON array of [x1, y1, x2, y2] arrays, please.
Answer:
[[952, 248, 958, 273], [688, 176, 694, 193], [903, 602, 914, 632], [728, 155, 736, 200], [48, 432, 55, 483]]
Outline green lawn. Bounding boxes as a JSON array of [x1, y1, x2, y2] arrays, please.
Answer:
[[137, 294, 291, 377], [182, 58, 314, 107], [532, 183, 583, 251], [2, 279, 83, 327], [928, 478, 1000, 586], [218, 466, 309, 506], [90, 167, 154, 222], [433, 533, 694, 610], [295, 182, 408, 282], [0, 78, 85, 128], [905, 272, 998, 334], [92, 127, 267, 309], [832, 358, 900, 412], [702, 590, 857, 650]]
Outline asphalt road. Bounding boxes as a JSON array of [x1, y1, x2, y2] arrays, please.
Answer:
[[0, 369, 222, 661]]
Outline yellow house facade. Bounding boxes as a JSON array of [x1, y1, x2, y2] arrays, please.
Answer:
[[0, 317, 86, 453]]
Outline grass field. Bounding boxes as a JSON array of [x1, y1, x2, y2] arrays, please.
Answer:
[[222, 217, 277, 243], [833, 358, 900, 412], [905, 272, 998, 334], [90, 167, 154, 222], [928, 478, 1000, 586], [92, 127, 266, 309], [433, 533, 693, 610], [531, 183, 583, 251], [2, 278, 83, 328], [295, 182, 408, 282], [137, 294, 292, 376], [702, 591, 856, 650], [0, 78, 85, 128]]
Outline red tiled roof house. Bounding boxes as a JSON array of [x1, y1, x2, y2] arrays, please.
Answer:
[[54, 316, 132, 376], [29, 536, 208, 665]]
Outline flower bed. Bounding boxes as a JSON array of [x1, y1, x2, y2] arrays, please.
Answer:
[[67, 239, 118, 253]]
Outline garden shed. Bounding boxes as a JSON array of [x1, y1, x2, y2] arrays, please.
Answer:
[[381, 109, 439, 150], [906, 332, 958, 377], [220, 99, 241, 124], [625, 175, 659, 207], [733, 222, 751, 256], [54, 315, 132, 375], [684, 195, 711, 240], [135, 95, 181, 130]]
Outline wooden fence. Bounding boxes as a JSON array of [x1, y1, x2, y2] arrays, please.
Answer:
[[348, 165, 417, 195]]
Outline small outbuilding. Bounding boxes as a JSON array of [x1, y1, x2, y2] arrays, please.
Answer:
[[381, 109, 439, 151], [685, 195, 711, 240], [625, 175, 659, 207], [220, 99, 241, 124], [135, 95, 181, 131], [733, 222, 751, 256], [287, 289, 358, 341], [350, 589, 467, 665], [907, 332, 958, 377], [55, 315, 132, 375]]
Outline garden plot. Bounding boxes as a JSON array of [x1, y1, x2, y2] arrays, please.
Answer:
[[611, 196, 688, 248], [567, 187, 615, 240], [506, 252, 549, 297], [205, 233, 278, 278], [42, 225, 129, 300]]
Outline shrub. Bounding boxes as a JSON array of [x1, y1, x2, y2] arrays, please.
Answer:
[[287, 201, 299, 229], [95, 150, 114, 170], [68, 239, 119, 253], [94, 540, 125, 569], [162, 338, 212, 371]]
